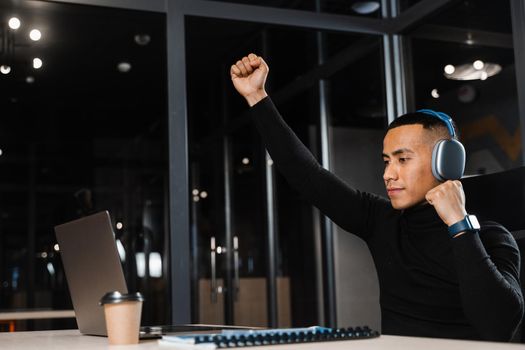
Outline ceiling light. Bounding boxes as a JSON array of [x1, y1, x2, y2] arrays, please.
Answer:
[[29, 29, 42, 41], [431, 89, 440, 99], [117, 62, 131, 73], [200, 191, 208, 199], [351, 1, 380, 14], [444, 62, 501, 81], [149, 252, 162, 278], [26, 76, 35, 84], [116, 222, 123, 230], [465, 32, 474, 45], [480, 71, 488, 81], [473, 60, 484, 70], [0, 65, 11, 75], [47, 262, 55, 276], [33, 58, 43, 69], [116, 239, 126, 262], [134, 34, 151, 46], [444, 65, 455, 75], [192, 189, 199, 195], [8, 17, 21, 30], [242, 157, 250, 165]]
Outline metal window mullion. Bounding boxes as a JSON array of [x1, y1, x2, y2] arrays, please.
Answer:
[[46, 0, 165, 12], [317, 77, 337, 328], [391, 0, 456, 33], [264, 150, 278, 328], [223, 136, 235, 325], [383, 34, 397, 124], [167, 1, 191, 324], [314, 0, 337, 323], [181, 0, 388, 35], [510, 0, 525, 166], [221, 68, 235, 325], [45, 0, 457, 35], [382, 0, 410, 122], [393, 34, 409, 116], [261, 31, 279, 329]]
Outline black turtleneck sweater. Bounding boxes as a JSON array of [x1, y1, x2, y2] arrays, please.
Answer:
[[249, 97, 524, 341]]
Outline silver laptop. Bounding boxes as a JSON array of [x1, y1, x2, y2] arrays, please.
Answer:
[[55, 210, 252, 337], [55, 211, 128, 336]]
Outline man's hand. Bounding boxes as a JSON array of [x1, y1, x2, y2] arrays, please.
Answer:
[[230, 53, 269, 107], [425, 180, 468, 229]]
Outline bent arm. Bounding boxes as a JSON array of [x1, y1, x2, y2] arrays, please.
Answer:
[[452, 224, 524, 341], [249, 97, 389, 240]]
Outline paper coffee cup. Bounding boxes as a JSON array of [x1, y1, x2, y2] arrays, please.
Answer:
[[99, 291, 144, 345]]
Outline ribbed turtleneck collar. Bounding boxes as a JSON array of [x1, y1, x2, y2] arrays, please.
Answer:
[[401, 202, 446, 233]]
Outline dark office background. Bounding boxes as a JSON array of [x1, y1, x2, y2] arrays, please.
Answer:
[[0, 0, 523, 339]]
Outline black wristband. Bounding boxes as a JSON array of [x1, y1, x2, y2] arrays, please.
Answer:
[[448, 215, 480, 238]]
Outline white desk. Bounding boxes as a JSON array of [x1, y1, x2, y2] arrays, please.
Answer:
[[0, 310, 75, 321], [0, 330, 523, 349], [0, 310, 75, 332]]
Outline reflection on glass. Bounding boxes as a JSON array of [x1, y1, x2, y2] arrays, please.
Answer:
[[29, 29, 42, 41], [32, 57, 43, 69], [8, 17, 21, 30], [186, 16, 328, 328]]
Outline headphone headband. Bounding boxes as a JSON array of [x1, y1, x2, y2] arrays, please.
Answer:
[[416, 109, 456, 138]]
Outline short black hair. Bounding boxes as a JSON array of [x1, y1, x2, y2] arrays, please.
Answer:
[[386, 112, 460, 140]]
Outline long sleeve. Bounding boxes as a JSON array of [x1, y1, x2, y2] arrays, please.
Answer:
[[452, 222, 524, 341], [249, 97, 391, 240]]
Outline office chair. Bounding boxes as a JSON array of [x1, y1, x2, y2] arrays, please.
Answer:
[[514, 236, 525, 342]]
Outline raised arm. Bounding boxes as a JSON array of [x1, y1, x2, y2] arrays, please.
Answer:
[[230, 54, 390, 239]]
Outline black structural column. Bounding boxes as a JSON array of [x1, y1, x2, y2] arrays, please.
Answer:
[[167, 0, 192, 324]]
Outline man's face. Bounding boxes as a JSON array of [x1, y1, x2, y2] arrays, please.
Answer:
[[382, 124, 440, 210]]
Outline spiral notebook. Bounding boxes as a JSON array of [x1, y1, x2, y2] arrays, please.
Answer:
[[159, 325, 379, 348]]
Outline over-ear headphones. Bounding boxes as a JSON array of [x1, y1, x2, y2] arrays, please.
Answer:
[[416, 109, 466, 182]]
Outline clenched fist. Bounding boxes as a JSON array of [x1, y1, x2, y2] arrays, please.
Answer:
[[230, 53, 269, 107], [425, 180, 468, 232]]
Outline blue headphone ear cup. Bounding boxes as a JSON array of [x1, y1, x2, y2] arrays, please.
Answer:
[[431, 139, 466, 181]]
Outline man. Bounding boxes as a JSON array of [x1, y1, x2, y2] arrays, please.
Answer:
[[230, 53, 524, 341]]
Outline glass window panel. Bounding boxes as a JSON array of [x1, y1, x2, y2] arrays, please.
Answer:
[[186, 14, 386, 329], [425, 0, 512, 34], [0, 0, 169, 330], [186, 16, 329, 327], [408, 0, 520, 174]]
